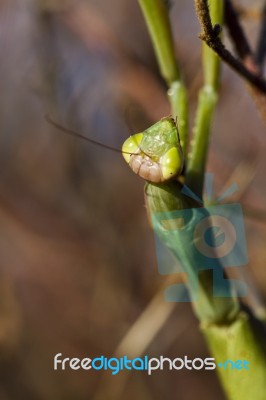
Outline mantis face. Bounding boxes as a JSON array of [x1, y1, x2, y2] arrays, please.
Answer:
[[122, 117, 184, 183]]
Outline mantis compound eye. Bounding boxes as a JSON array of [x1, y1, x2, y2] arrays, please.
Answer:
[[122, 133, 144, 163], [160, 146, 184, 181]]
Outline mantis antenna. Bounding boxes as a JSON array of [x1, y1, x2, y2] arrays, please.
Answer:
[[45, 114, 132, 155]]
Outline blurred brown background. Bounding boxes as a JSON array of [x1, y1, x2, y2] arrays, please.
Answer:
[[0, 0, 266, 399]]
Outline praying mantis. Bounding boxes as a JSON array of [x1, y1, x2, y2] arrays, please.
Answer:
[[48, 112, 266, 400], [48, 112, 265, 321], [121, 115, 239, 323], [48, 114, 239, 324]]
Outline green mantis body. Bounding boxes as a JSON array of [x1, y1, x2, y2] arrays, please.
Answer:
[[122, 117, 238, 324]]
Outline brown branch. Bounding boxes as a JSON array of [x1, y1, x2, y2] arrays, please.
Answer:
[[256, 0, 266, 68], [222, 0, 266, 122], [224, 0, 252, 61], [224, 0, 260, 76], [194, 0, 266, 95]]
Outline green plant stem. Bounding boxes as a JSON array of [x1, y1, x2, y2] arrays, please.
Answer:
[[168, 81, 188, 154], [138, 0, 189, 155], [202, 313, 266, 400], [138, 0, 180, 83], [186, 0, 223, 197], [186, 87, 217, 197]]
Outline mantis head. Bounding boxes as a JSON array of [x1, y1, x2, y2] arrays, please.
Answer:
[[122, 117, 184, 183]]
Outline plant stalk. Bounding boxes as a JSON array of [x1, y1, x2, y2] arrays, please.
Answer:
[[186, 0, 223, 198], [138, 0, 189, 155]]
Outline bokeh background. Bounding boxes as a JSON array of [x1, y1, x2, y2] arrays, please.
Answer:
[[0, 0, 266, 399]]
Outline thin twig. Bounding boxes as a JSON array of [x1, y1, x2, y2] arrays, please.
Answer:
[[224, 0, 252, 61], [224, 0, 259, 76], [194, 0, 266, 94], [187, 0, 223, 197], [220, 0, 266, 122], [138, 0, 189, 154]]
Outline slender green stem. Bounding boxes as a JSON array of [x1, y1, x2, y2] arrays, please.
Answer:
[[138, 0, 180, 83], [186, 0, 223, 197], [202, 0, 223, 90], [168, 81, 189, 154], [202, 313, 266, 400], [186, 86, 217, 197], [138, 0, 189, 155]]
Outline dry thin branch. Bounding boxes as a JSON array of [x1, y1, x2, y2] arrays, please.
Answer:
[[224, 0, 253, 62], [222, 0, 266, 122], [224, 0, 260, 76], [194, 0, 266, 94]]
